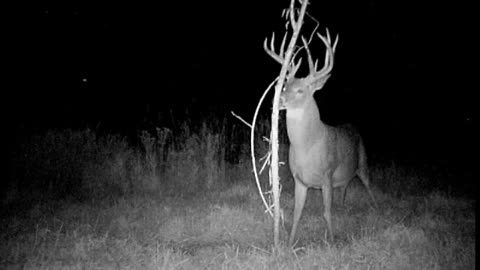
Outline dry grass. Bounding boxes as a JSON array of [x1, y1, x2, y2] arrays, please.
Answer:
[[2, 127, 475, 269], [1, 180, 474, 269]]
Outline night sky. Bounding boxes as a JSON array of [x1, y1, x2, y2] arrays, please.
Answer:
[[4, 2, 474, 163]]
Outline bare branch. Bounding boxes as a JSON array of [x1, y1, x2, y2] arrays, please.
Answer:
[[249, 77, 278, 218], [287, 57, 302, 81], [230, 111, 252, 129], [289, 0, 297, 30]]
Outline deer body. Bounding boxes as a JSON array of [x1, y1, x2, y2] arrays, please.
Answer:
[[264, 29, 376, 245], [282, 79, 374, 245], [286, 112, 363, 191]]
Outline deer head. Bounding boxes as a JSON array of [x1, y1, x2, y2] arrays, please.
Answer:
[[265, 30, 338, 110]]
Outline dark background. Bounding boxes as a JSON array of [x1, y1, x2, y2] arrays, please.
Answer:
[[3, 2, 474, 168]]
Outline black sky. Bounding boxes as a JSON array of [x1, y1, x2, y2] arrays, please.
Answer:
[[4, 1, 474, 161]]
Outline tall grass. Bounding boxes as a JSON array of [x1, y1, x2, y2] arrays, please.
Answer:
[[7, 112, 468, 208], [6, 116, 260, 206]]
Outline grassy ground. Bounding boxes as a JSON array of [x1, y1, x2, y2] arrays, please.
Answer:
[[1, 180, 474, 269], [2, 128, 475, 269]]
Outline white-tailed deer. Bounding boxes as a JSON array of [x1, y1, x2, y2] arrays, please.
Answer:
[[264, 30, 377, 245]]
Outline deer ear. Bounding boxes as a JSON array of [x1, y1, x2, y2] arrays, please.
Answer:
[[312, 74, 331, 91]]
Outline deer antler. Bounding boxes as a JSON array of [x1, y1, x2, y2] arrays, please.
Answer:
[[301, 29, 339, 90], [264, 32, 288, 65], [264, 32, 303, 81]]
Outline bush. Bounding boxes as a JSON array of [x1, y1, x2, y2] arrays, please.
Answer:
[[8, 117, 251, 204], [12, 129, 98, 199]]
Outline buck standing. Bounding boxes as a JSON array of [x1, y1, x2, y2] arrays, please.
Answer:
[[264, 30, 377, 245]]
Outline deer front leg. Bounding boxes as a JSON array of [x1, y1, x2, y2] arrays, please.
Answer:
[[340, 184, 348, 206], [322, 178, 334, 241], [289, 179, 307, 246]]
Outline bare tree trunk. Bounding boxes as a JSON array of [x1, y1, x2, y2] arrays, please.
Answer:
[[269, 0, 309, 247]]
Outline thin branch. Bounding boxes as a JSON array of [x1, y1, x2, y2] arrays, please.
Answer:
[[249, 77, 279, 218], [268, 0, 309, 247], [230, 111, 252, 129]]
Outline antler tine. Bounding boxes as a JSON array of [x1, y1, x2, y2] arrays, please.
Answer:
[[333, 33, 339, 53], [325, 28, 340, 53], [301, 36, 316, 75], [326, 28, 331, 45], [264, 32, 286, 65], [314, 28, 336, 78], [270, 33, 277, 57]]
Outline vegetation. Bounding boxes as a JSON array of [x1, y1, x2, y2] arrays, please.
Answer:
[[2, 119, 475, 269]]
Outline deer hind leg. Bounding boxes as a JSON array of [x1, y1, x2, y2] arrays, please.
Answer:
[[289, 179, 308, 246], [339, 181, 351, 206], [357, 167, 378, 208], [358, 141, 378, 208]]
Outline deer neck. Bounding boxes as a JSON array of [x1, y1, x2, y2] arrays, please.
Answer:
[[286, 97, 327, 152]]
